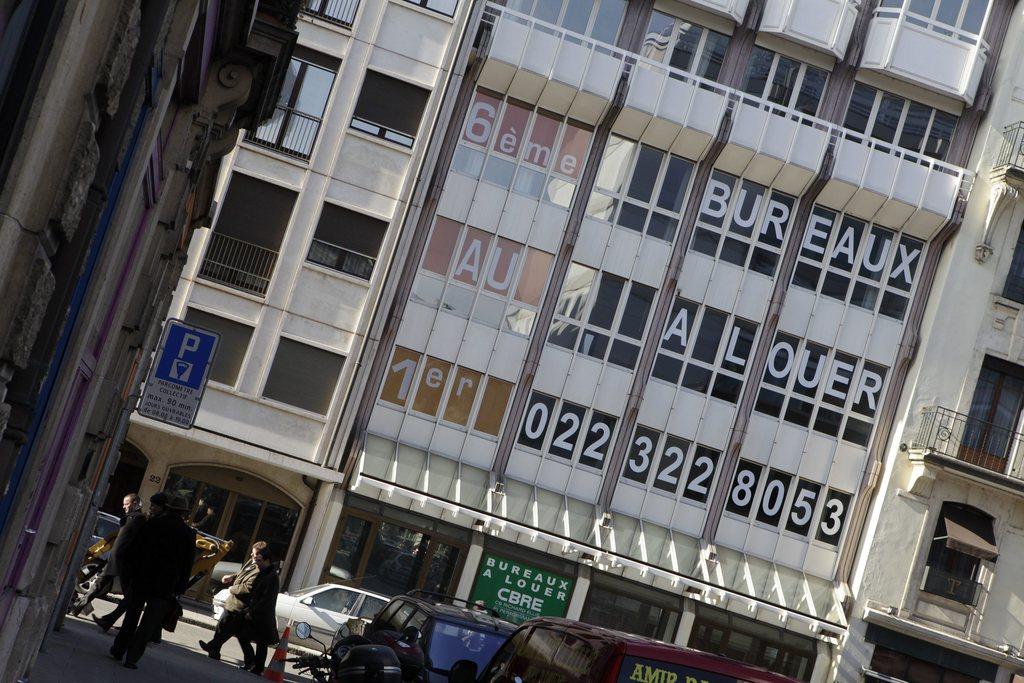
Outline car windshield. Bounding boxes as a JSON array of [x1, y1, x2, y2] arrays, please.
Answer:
[[289, 585, 326, 597], [427, 621, 508, 672], [94, 516, 119, 539]]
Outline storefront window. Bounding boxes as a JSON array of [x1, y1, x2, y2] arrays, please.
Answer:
[[326, 517, 372, 581], [688, 604, 816, 681], [868, 646, 979, 683], [321, 506, 466, 598], [162, 468, 300, 602], [580, 573, 680, 641]]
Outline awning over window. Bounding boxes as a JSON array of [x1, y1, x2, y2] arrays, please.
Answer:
[[940, 504, 998, 561]]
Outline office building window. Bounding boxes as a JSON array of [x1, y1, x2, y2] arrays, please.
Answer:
[[580, 573, 681, 641], [919, 502, 995, 606], [961, 356, 1024, 470], [878, 0, 989, 39], [641, 10, 729, 82], [586, 136, 695, 242], [351, 71, 430, 147], [548, 265, 657, 370], [262, 338, 345, 414], [689, 604, 816, 681], [308, 204, 388, 280], [843, 82, 958, 161], [403, 0, 457, 17], [741, 47, 828, 116], [182, 308, 254, 386], [506, 0, 627, 43], [1003, 223, 1024, 302], [247, 50, 337, 159]]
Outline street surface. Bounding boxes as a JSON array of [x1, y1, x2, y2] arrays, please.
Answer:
[[32, 598, 315, 682]]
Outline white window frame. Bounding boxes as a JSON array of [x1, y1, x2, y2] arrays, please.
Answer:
[[641, 10, 731, 82], [618, 423, 724, 514], [515, 390, 620, 473], [650, 298, 761, 405], [791, 205, 925, 322], [411, 222, 553, 339], [843, 83, 959, 161], [879, 0, 991, 41], [753, 333, 887, 447], [452, 95, 593, 210], [689, 171, 796, 279], [506, 0, 627, 43], [740, 46, 829, 116], [547, 264, 658, 371], [586, 135, 697, 243]]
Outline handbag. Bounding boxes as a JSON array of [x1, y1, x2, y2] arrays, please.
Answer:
[[162, 598, 184, 632]]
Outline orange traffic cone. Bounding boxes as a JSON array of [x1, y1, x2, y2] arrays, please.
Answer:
[[262, 626, 290, 682]]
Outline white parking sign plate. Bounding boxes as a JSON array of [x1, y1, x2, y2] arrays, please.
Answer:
[[137, 319, 220, 429]]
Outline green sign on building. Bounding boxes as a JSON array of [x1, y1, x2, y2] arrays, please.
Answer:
[[470, 553, 574, 624]]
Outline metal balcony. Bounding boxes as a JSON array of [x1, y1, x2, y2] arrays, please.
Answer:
[[198, 232, 278, 297], [245, 106, 323, 160], [919, 564, 982, 606], [302, 0, 359, 27], [913, 406, 1024, 479], [993, 122, 1024, 188]]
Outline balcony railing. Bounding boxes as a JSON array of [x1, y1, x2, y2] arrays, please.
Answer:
[[198, 232, 278, 297], [913, 406, 1024, 478], [920, 565, 982, 606], [995, 122, 1024, 176], [302, 0, 359, 27], [245, 106, 323, 160]]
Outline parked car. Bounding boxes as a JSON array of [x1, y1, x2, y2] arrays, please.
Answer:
[[213, 583, 389, 643], [352, 591, 516, 683], [452, 617, 803, 683], [89, 511, 121, 555]]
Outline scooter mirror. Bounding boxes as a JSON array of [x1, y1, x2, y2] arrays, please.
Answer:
[[295, 621, 312, 640]]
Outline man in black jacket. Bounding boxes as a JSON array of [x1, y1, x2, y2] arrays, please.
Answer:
[[79, 493, 145, 626], [109, 491, 195, 669]]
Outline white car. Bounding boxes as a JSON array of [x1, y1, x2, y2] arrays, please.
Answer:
[[212, 583, 389, 643]]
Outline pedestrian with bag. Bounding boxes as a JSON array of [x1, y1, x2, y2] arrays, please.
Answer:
[[108, 491, 195, 670]]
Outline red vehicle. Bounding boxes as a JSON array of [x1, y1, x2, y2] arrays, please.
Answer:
[[450, 618, 802, 683]]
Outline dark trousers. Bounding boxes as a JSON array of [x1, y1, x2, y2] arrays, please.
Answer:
[[110, 593, 173, 665], [94, 582, 129, 626], [208, 611, 258, 665]]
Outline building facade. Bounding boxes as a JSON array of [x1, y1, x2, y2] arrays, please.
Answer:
[[841, 5, 1024, 681], [0, 0, 296, 678], [123, 0, 1022, 680], [122, 0, 474, 604]]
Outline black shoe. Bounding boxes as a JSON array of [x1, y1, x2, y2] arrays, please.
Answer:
[[124, 661, 138, 669], [109, 648, 123, 661], [93, 615, 112, 633], [198, 640, 220, 660]]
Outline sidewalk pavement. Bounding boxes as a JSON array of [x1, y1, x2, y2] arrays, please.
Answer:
[[31, 598, 313, 682]]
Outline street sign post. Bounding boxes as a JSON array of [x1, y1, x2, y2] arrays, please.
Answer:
[[137, 319, 220, 429]]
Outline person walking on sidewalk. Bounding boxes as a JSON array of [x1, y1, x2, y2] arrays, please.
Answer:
[[81, 493, 144, 626], [109, 492, 195, 670], [241, 546, 280, 674], [200, 543, 279, 673]]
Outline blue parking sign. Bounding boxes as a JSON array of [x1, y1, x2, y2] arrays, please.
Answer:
[[153, 322, 219, 390], [137, 319, 220, 428]]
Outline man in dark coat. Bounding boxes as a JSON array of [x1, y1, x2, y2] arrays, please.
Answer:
[[109, 491, 195, 669], [242, 546, 280, 674], [73, 493, 143, 619], [200, 544, 280, 673]]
